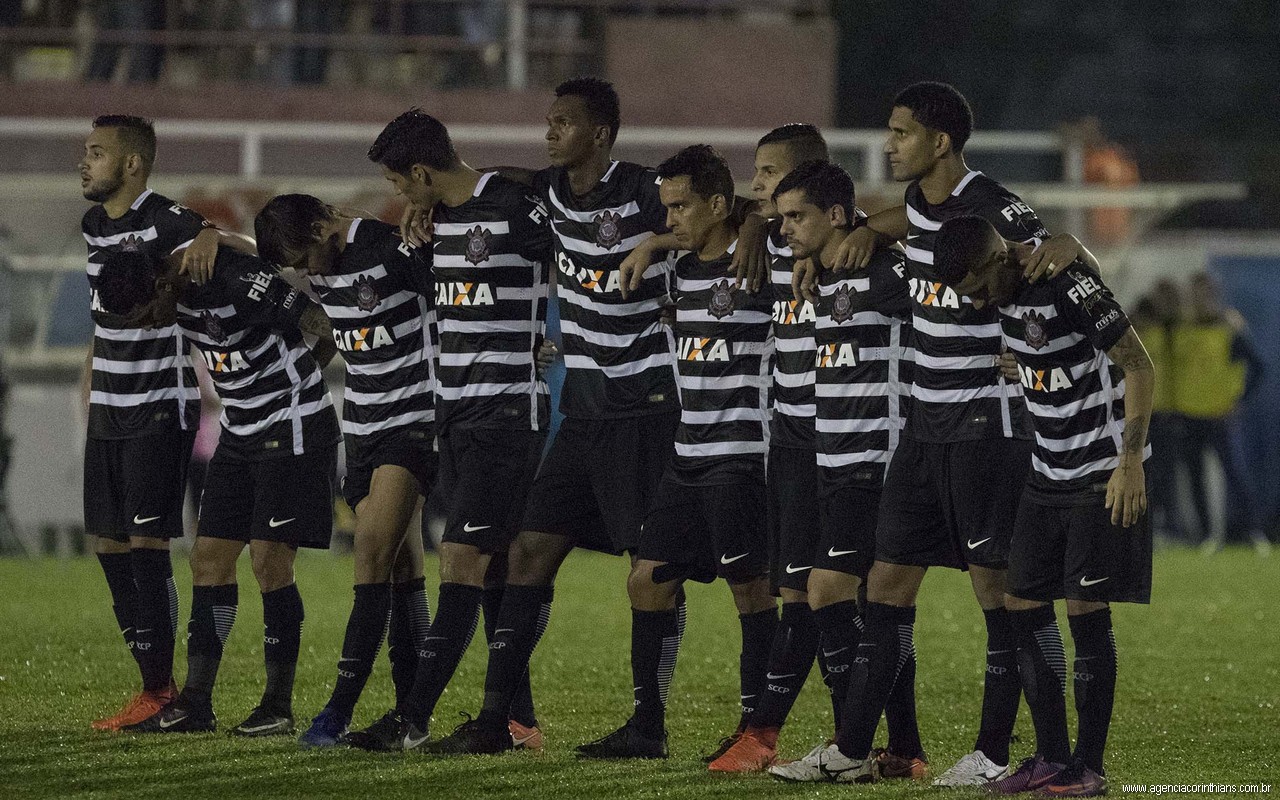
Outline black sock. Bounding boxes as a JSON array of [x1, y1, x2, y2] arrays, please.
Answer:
[[185, 583, 237, 700], [478, 584, 554, 726], [388, 577, 431, 707], [751, 602, 816, 730], [815, 601, 862, 736], [327, 582, 391, 719], [98, 552, 143, 675], [884, 623, 923, 759], [261, 583, 303, 714], [400, 582, 482, 726], [485, 583, 540, 728], [630, 607, 680, 739], [1008, 604, 1071, 764], [737, 606, 778, 729], [837, 602, 914, 759], [974, 607, 1020, 765], [1069, 608, 1117, 774], [131, 549, 177, 692]]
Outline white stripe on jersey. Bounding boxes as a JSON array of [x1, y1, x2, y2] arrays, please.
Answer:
[[557, 288, 666, 317], [818, 451, 891, 468], [914, 352, 996, 371], [435, 381, 538, 401], [433, 220, 511, 236], [774, 401, 815, 417], [906, 205, 942, 232], [442, 319, 539, 334], [774, 370, 813, 389], [223, 398, 332, 438], [559, 318, 645, 348], [546, 186, 641, 224], [675, 440, 768, 458], [341, 410, 433, 437], [90, 386, 199, 407], [903, 244, 933, 265], [563, 351, 672, 379], [912, 384, 1006, 403], [675, 309, 772, 325], [312, 264, 388, 288], [774, 336, 817, 354], [681, 408, 765, 425], [437, 351, 530, 368], [1006, 331, 1087, 356], [92, 355, 185, 374], [220, 370, 324, 411], [83, 226, 158, 247], [392, 315, 425, 339], [815, 382, 892, 398], [325, 289, 418, 318], [912, 317, 1002, 339], [345, 350, 423, 376], [551, 222, 654, 257], [344, 379, 433, 405], [816, 417, 893, 433], [93, 323, 182, 342], [678, 373, 767, 391], [433, 253, 538, 270]]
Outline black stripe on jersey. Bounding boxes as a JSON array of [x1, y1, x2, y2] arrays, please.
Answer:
[[901, 171, 1048, 443], [766, 219, 817, 449], [535, 161, 678, 419], [430, 172, 551, 431], [83, 189, 206, 438]]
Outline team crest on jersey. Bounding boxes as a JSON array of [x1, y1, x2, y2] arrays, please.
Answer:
[[708, 280, 736, 319], [353, 274, 380, 312], [1022, 310, 1049, 350], [595, 211, 623, 248], [118, 234, 145, 252], [831, 284, 855, 324], [464, 225, 492, 265], [201, 310, 227, 343]]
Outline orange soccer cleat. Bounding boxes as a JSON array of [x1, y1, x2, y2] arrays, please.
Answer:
[[91, 683, 176, 731]]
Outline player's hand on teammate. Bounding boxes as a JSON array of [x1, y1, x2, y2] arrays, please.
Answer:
[[1105, 457, 1147, 528], [534, 337, 559, 378], [1022, 232, 1084, 283], [997, 348, 1020, 382], [730, 213, 768, 293], [832, 225, 880, 271], [179, 227, 221, 285], [400, 204, 433, 248], [792, 257, 819, 304]]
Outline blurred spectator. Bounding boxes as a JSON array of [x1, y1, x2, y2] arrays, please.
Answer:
[[84, 0, 167, 83], [191, 0, 294, 85], [1131, 292, 1181, 545], [1, 0, 24, 81], [1063, 116, 1140, 246], [292, 0, 347, 84], [1171, 272, 1269, 555]]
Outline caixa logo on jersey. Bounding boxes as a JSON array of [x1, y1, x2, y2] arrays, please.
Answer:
[[436, 281, 495, 307], [772, 298, 815, 325], [333, 326, 395, 352], [815, 342, 858, 368], [908, 278, 962, 309], [677, 336, 730, 362], [1018, 364, 1073, 392], [200, 349, 249, 373], [557, 251, 621, 293]]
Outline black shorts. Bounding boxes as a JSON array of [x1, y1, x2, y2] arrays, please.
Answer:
[[343, 426, 437, 510], [197, 446, 336, 549], [637, 476, 769, 584], [768, 444, 821, 592], [815, 485, 879, 579], [84, 428, 196, 543], [1008, 491, 1153, 604], [876, 436, 1032, 571], [521, 411, 678, 555], [438, 427, 546, 554]]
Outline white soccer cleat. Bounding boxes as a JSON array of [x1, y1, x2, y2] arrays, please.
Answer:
[[932, 749, 1010, 786], [768, 743, 873, 783]]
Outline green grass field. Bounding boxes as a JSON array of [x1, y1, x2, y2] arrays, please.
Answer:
[[0, 547, 1276, 798]]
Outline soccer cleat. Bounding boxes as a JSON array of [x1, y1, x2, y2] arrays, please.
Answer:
[[92, 684, 177, 731], [702, 729, 743, 763], [987, 755, 1065, 794], [769, 743, 873, 783], [230, 706, 295, 737], [708, 729, 777, 773], [420, 713, 512, 755], [298, 707, 350, 749], [576, 718, 668, 760], [1034, 759, 1108, 797], [124, 692, 217, 733], [933, 749, 1010, 787], [345, 709, 424, 752], [509, 720, 543, 751], [873, 747, 931, 780]]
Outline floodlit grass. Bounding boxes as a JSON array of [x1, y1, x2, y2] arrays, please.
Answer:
[[0, 547, 1275, 798]]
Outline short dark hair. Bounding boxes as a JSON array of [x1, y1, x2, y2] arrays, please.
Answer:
[[367, 108, 459, 174], [656, 144, 734, 202], [92, 114, 157, 169], [254, 194, 339, 268], [772, 159, 855, 222], [97, 250, 163, 315], [934, 215, 997, 286], [757, 123, 829, 165], [555, 76, 621, 145], [893, 81, 974, 152]]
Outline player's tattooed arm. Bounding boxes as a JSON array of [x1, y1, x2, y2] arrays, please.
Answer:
[[178, 229, 258, 285], [1104, 326, 1154, 528], [1021, 232, 1101, 283], [619, 232, 673, 299], [833, 205, 907, 271], [297, 304, 338, 368]]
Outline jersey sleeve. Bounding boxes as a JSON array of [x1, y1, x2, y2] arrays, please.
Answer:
[[153, 200, 213, 255], [514, 192, 554, 264], [638, 169, 670, 234], [386, 236, 435, 299], [1057, 264, 1131, 352], [222, 253, 313, 332], [985, 189, 1049, 244], [868, 249, 912, 320]]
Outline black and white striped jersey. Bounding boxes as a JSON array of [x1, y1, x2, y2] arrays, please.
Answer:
[[998, 263, 1148, 501], [670, 242, 775, 486], [174, 248, 339, 460], [82, 189, 208, 438], [430, 172, 551, 431], [533, 161, 678, 419], [307, 218, 435, 442], [814, 247, 913, 492], [767, 220, 816, 450], [902, 171, 1047, 442]]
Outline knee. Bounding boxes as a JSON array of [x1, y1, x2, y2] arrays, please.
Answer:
[[728, 575, 776, 615], [627, 561, 676, 610], [251, 550, 294, 593], [505, 533, 560, 586], [806, 570, 858, 610]]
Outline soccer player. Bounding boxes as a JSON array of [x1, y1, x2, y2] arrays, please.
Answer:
[[577, 144, 778, 759], [254, 194, 435, 748], [934, 215, 1153, 798], [344, 110, 553, 751], [419, 77, 685, 755], [94, 245, 341, 735], [787, 82, 1095, 785], [78, 115, 248, 731]]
